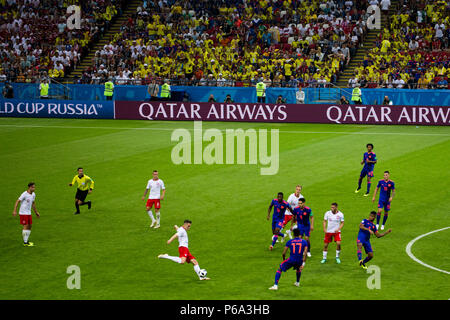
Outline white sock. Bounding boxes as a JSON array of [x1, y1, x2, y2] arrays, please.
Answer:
[[194, 264, 201, 276], [163, 255, 182, 263], [286, 229, 291, 234], [156, 211, 160, 224], [336, 250, 340, 258], [23, 230, 31, 243], [147, 210, 155, 222], [323, 251, 328, 259]]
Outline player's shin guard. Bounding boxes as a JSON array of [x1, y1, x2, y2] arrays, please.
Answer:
[[271, 235, 278, 247], [156, 211, 160, 224], [363, 256, 371, 264], [376, 213, 381, 225], [22, 230, 30, 243], [296, 269, 301, 283], [147, 210, 155, 222], [274, 269, 282, 285], [382, 213, 388, 225], [194, 264, 201, 276], [163, 255, 182, 263], [357, 250, 362, 261]]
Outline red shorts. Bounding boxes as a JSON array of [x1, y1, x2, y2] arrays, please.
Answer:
[[283, 214, 293, 226], [19, 214, 32, 225], [324, 232, 341, 243], [146, 199, 161, 209], [178, 246, 195, 263]]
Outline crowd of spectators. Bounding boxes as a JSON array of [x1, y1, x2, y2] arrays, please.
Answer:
[[0, 0, 125, 83], [76, 0, 374, 87], [347, 0, 450, 90]]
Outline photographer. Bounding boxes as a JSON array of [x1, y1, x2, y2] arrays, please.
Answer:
[[2, 81, 14, 98]]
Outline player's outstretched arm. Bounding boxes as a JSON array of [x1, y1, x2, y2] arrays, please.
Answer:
[[167, 233, 178, 244], [360, 223, 374, 235], [69, 175, 77, 187], [372, 187, 379, 202], [281, 246, 289, 261], [12, 199, 20, 216], [389, 189, 395, 203], [174, 225, 179, 231], [300, 246, 308, 271], [375, 229, 392, 238], [32, 201, 40, 218], [142, 188, 149, 201], [267, 203, 273, 220], [88, 177, 94, 192]]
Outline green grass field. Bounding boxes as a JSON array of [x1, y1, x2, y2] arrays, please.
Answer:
[[0, 118, 449, 300]]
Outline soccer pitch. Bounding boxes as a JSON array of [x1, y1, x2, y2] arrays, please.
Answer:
[[0, 118, 449, 300]]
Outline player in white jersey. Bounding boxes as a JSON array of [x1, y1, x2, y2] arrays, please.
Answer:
[[285, 185, 304, 240], [142, 170, 165, 228], [12, 182, 40, 246], [321, 202, 345, 264], [158, 220, 210, 280]]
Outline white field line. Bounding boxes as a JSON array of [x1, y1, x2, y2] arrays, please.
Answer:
[[0, 124, 449, 137], [405, 226, 450, 275]]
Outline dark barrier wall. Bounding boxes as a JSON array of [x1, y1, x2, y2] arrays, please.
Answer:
[[0, 99, 114, 119], [115, 101, 450, 126]]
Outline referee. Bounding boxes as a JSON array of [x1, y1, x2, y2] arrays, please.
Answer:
[[69, 167, 94, 214]]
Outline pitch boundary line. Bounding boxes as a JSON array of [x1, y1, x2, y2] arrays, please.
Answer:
[[405, 226, 450, 275], [0, 124, 449, 137]]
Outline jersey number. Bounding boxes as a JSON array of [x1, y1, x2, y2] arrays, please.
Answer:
[[292, 243, 302, 254]]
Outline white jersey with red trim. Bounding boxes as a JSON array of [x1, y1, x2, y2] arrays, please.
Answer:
[[177, 227, 189, 248], [286, 193, 304, 215], [146, 178, 165, 199], [18, 191, 35, 215], [324, 210, 344, 233]]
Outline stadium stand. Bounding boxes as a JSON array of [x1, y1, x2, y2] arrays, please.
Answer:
[[1, 0, 448, 91], [0, 0, 126, 82], [70, 0, 377, 88], [342, 0, 450, 89]]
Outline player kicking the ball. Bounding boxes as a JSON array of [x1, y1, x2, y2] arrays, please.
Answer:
[[158, 220, 210, 280], [142, 170, 165, 228], [13, 182, 40, 246], [267, 192, 293, 251]]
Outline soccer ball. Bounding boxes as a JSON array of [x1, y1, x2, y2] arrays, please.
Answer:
[[199, 269, 207, 277]]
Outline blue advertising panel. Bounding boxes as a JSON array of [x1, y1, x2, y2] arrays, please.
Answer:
[[0, 99, 114, 119]]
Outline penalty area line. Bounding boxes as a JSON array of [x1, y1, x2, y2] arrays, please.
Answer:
[[405, 226, 450, 275]]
